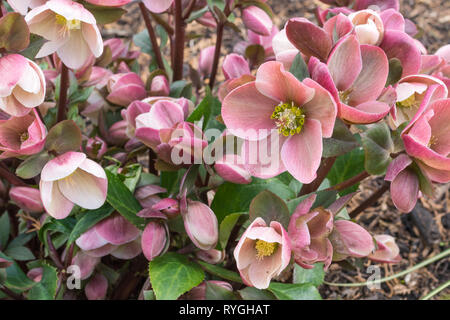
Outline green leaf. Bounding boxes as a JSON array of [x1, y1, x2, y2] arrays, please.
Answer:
[[245, 44, 266, 66], [327, 147, 365, 195], [196, 261, 242, 283], [186, 89, 224, 131], [211, 177, 295, 223], [386, 58, 403, 86], [0, 12, 30, 51], [119, 163, 142, 193], [105, 170, 146, 230], [289, 53, 310, 81], [323, 119, 360, 157], [149, 252, 205, 300], [27, 264, 58, 300], [69, 86, 94, 105], [361, 122, 394, 175], [268, 282, 322, 300], [249, 190, 290, 228], [205, 282, 237, 300], [45, 120, 82, 154], [4, 246, 35, 261], [7, 233, 34, 249], [16, 152, 51, 179], [219, 212, 247, 250], [0, 212, 10, 250], [133, 29, 151, 54], [4, 262, 36, 291], [68, 204, 114, 244], [20, 34, 46, 59], [82, 2, 126, 25], [286, 188, 338, 213], [238, 287, 277, 300], [143, 290, 155, 300], [293, 263, 325, 286]]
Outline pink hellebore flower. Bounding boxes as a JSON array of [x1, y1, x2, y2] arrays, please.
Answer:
[[185, 281, 233, 300], [234, 217, 291, 289], [76, 213, 142, 259], [241, 6, 273, 36], [402, 98, 450, 184], [309, 35, 390, 124], [7, 0, 47, 15], [143, 0, 173, 13], [141, 220, 169, 261], [183, 200, 218, 250], [385, 154, 419, 213], [214, 154, 252, 185], [150, 75, 170, 97], [348, 9, 384, 46], [106, 73, 147, 107], [85, 136, 107, 160], [389, 75, 447, 129], [288, 194, 334, 269], [368, 234, 401, 263], [39, 151, 108, 219], [0, 109, 47, 159], [0, 54, 46, 117], [222, 54, 251, 81], [85, 273, 108, 301], [25, 0, 104, 69], [329, 220, 374, 260], [222, 61, 337, 183], [198, 46, 216, 78], [9, 187, 44, 213]]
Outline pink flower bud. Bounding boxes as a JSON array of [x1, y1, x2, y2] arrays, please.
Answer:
[[141, 221, 169, 261], [242, 6, 273, 36], [27, 267, 43, 282], [135, 185, 166, 208], [9, 187, 44, 213], [0, 257, 12, 269], [234, 218, 291, 289], [185, 281, 233, 300], [195, 249, 225, 264], [143, 0, 174, 13], [329, 220, 374, 260], [72, 251, 100, 280], [368, 234, 401, 263], [150, 75, 170, 97], [106, 73, 147, 107], [108, 120, 129, 146], [85, 136, 107, 160], [214, 154, 251, 184], [85, 273, 108, 300], [183, 201, 218, 250], [198, 46, 216, 78], [348, 9, 384, 45], [222, 54, 251, 80]]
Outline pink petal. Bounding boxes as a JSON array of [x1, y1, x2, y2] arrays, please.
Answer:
[[76, 227, 108, 251], [385, 154, 413, 181], [340, 101, 391, 124], [39, 180, 74, 219], [85, 273, 108, 300], [110, 237, 142, 260], [95, 213, 140, 245], [390, 168, 419, 213], [143, 0, 173, 13]]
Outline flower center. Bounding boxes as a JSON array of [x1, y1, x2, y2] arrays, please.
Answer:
[[20, 132, 29, 143], [339, 89, 352, 104], [271, 102, 305, 136], [428, 135, 438, 147], [255, 239, 278, 259], [396, 94, 418, 109], [55, 14, 81, 36]]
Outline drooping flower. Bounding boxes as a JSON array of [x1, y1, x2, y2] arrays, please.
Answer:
[[143, 0, 173, 13], [368, 234, 401, 263], [0, 109, 47, 159], [9, 187, 44, 213], [234, 217, 291, 289], [25, 0, 103, 69], [241, 5, 273, 36], [106, 73, 147, 107], [182, 200, 218, 251], [0, 54, 46, 117], [141, 220, 169, 261], [39, 151, 108, 219], [222, 60, 337, 183], [85, 273, 108, 300], [84, 0, 131, 7]]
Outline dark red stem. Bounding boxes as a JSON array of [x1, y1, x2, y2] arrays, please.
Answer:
[[349, 182, 390, 219], [56, 63, 69, 123], [172, 0, 185, 81], [298, 157, 337, 196], [139, 3, 166, 71]]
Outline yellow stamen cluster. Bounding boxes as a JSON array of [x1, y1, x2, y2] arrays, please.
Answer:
[[396, 94, 418, 109], [271, 102, 305, 136], [339, 90, 352, 104], [55, 14, 81, 37], [255, 239, 278, 260], [428, 135, 438, 147], [20, 132, 29, 143]]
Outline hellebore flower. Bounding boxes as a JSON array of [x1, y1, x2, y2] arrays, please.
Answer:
[[389, 75, 448, 129], [149, 75, 170, 97], [0, 54, 46, 117], [329, 220, 374, 260], [182, 200, 218, 250], [241, 6, 273, 36], [198, 46, 216, 78], [214, 154, 252, 185], [402, 98, 450, 184], [222, 54, 251, 81], [106, 73, 147, 107], [85, 273, 108, 300], [39, 151, 108, 219], [368, 234, 401, 263], [234, 217, 291, 289], [85, 136, 107, 160], [348, 9, 384, 45], [0, 109, 47, 158], [141, 220, 169, 261], [143, 0, 173, 13], [7, 0, 46, 15], [9, 187, 44, 213], [76, 213, 142, 259], [25, 0, 103, 69], [71, 251, 100, 280], [288, 194, 334, 269], [309, 35, 390, 124], [195, 249, 225, 264], [385, 154, 420, 213], [222, 60, 337, 183]]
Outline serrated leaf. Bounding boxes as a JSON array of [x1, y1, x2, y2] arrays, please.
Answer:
[[293, 263, 325, 286], [289, 53, 309, 81], [27, 264, 58, 300], [105, 170, 146, 230], [149, 252, 205, 300], [268, 282, 322, 300]]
